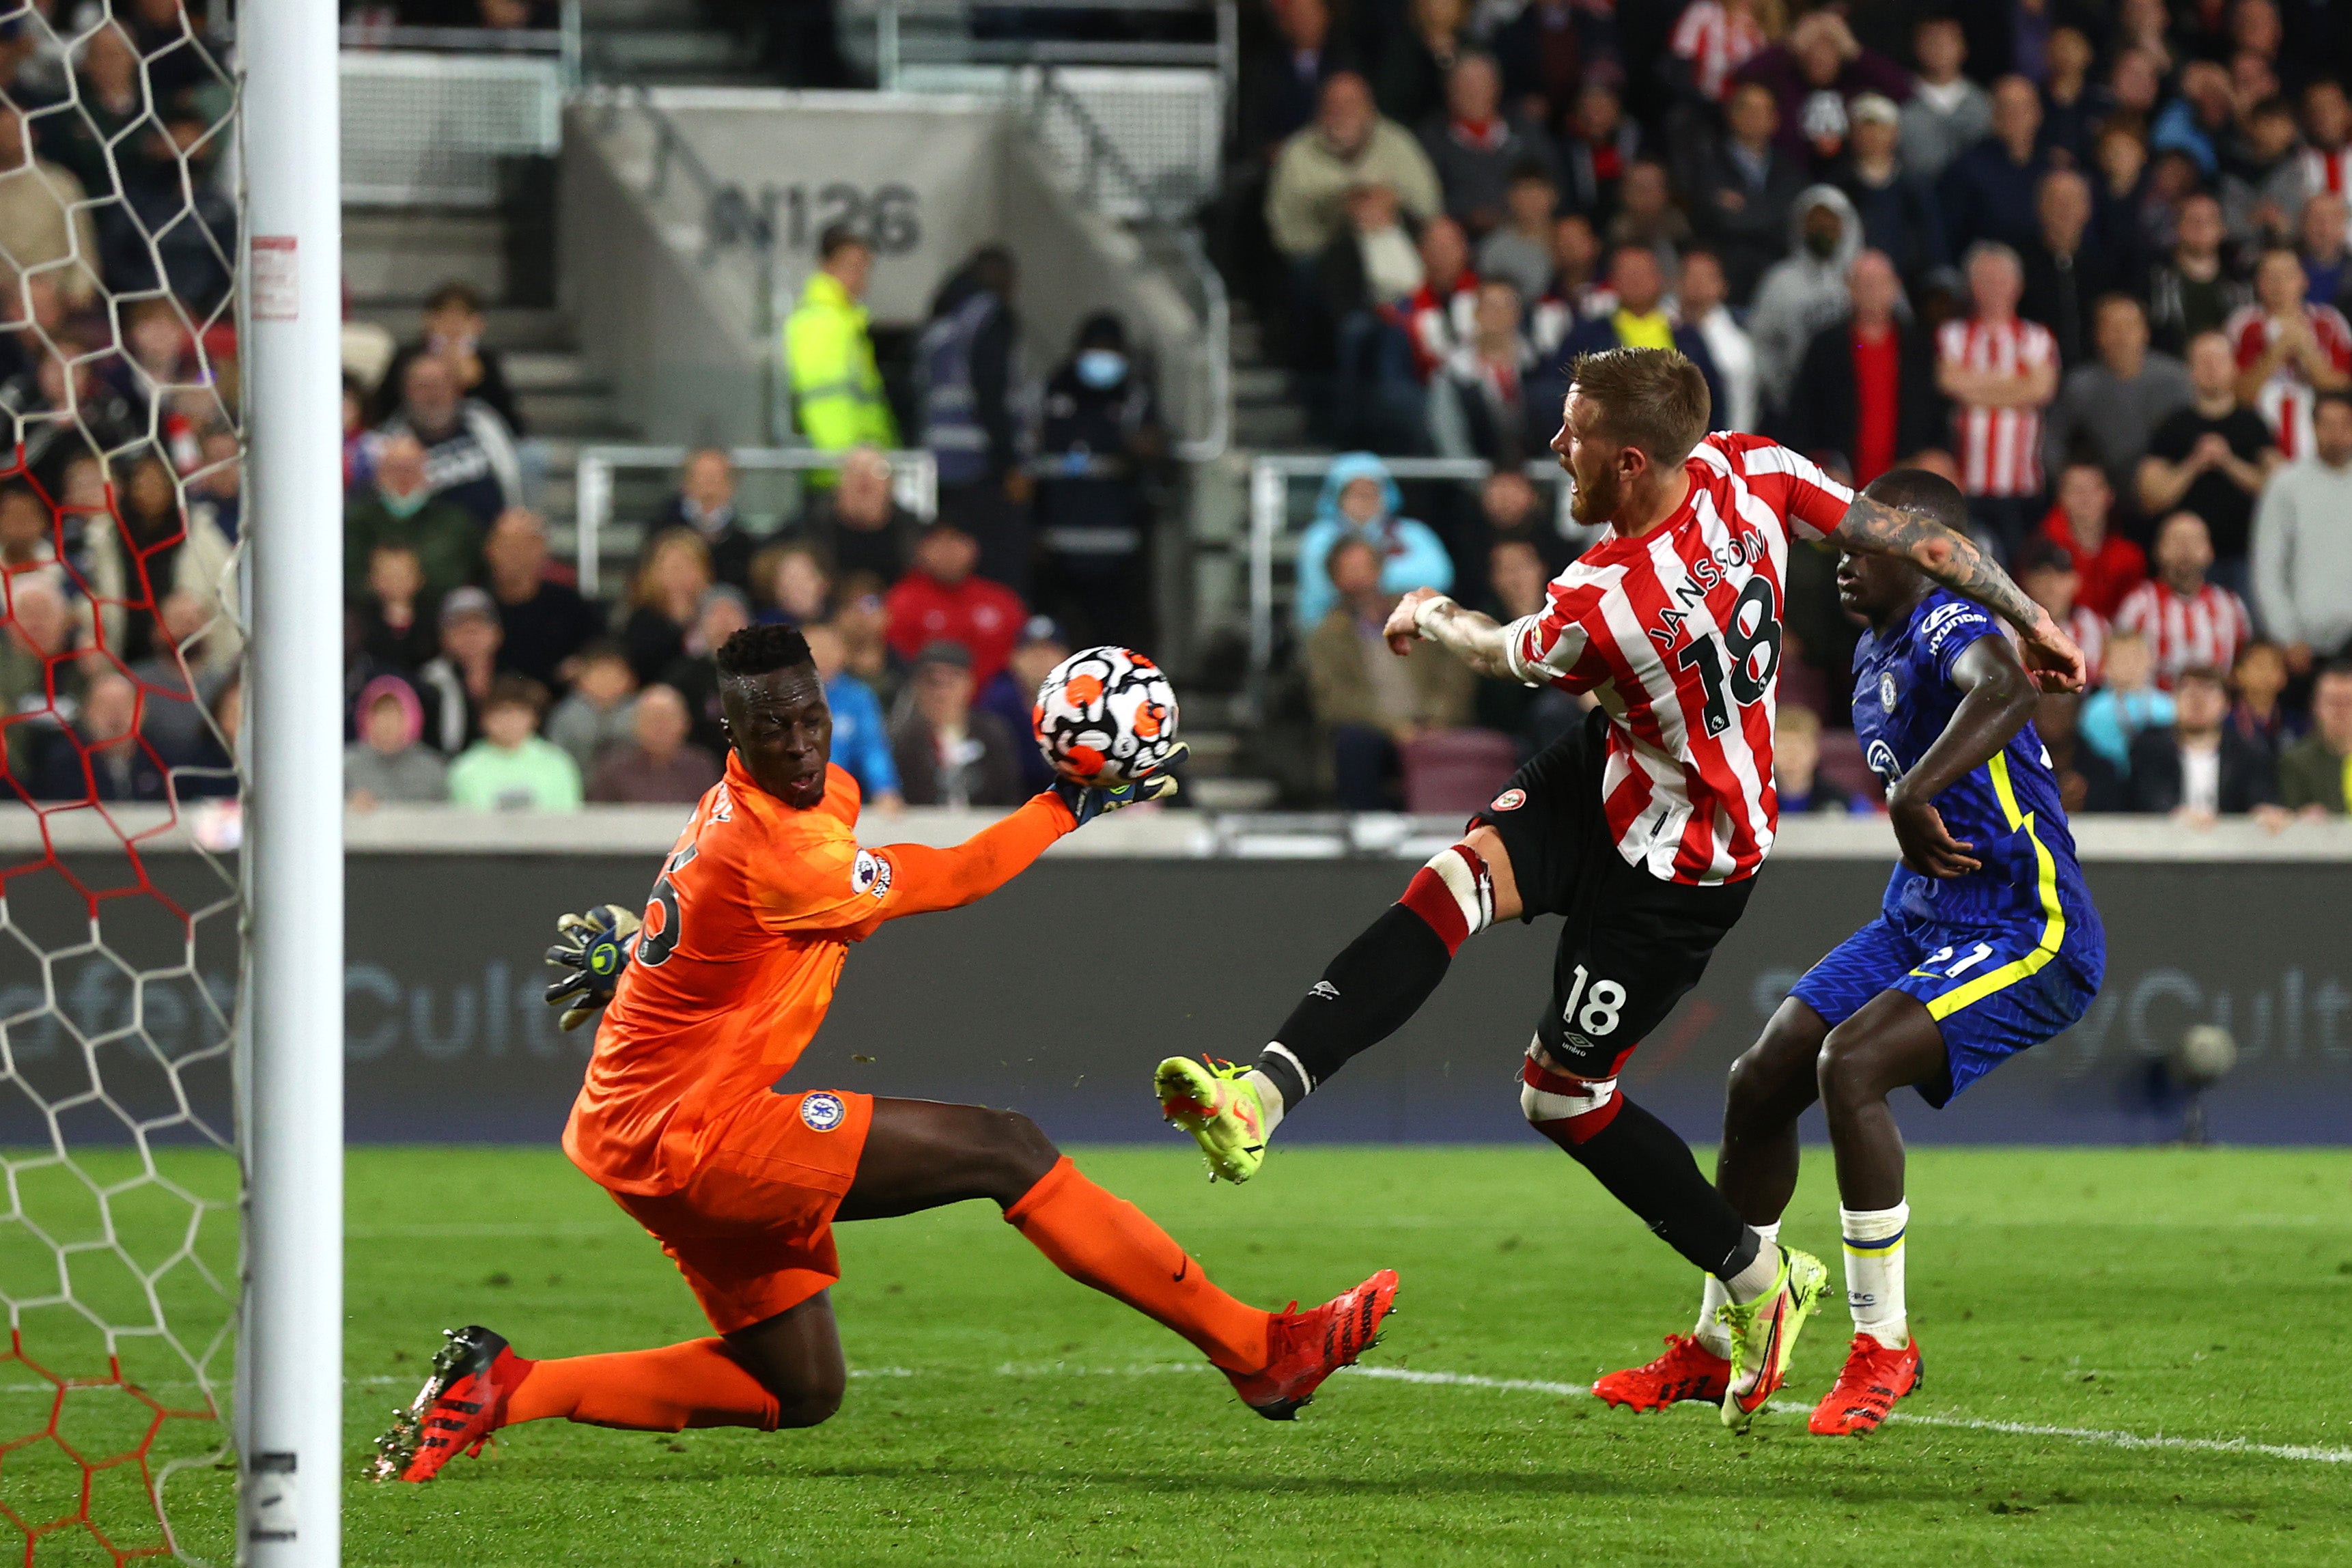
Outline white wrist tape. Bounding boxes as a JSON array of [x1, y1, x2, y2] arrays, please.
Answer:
[[1412, 594, 1457, 637]]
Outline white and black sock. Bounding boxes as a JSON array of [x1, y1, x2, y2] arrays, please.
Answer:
[[1841, 1201, 1909, 1348]]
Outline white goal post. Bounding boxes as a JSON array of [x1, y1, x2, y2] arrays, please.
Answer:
[[239, 0, 346, 1560]]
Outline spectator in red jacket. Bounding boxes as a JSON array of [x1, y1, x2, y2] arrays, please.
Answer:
[[2036, 460, 2147, 619], [883, 520, 1025, 688]]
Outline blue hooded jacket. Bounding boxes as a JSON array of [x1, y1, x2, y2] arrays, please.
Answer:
[[1292, 452, 1455, 633]]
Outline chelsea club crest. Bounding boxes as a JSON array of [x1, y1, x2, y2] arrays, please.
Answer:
[[1879, 670, 1899, 712]]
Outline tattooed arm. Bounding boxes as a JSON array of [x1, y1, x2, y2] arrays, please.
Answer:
[[1381, 587, 1517, 680], [1829, 492, 2088, 691]]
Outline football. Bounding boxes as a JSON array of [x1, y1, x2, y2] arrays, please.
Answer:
[[1031, 645, 1181, 785]]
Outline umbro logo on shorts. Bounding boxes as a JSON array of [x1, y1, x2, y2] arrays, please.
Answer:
[[800, 1093, 847, 1132]]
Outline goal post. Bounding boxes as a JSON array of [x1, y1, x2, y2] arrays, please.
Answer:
[[239, 0, 345, 1558]]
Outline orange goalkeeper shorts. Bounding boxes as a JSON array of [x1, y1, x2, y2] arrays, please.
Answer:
[[607, 1089, 876, 1334]]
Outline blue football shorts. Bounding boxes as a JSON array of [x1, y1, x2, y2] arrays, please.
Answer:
[[1788, 904, 2105, 1107]]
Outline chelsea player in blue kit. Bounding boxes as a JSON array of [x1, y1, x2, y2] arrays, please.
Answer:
[[1593, 469, 2105, 1436]]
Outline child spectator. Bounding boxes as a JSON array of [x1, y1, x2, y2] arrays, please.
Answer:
[[485, 507, 605, 693], [833, 582, 901, 713], [585, 683, 721, 804], [2036, 461, 2146, 619], [344, 675, 449, 809], [2079, 628, 2175, 773], [448, 674, 581, 811], [2126, 664, 2280, 822], [2228, 641, 2299, 758], [887, 641, 1025, 808], [2114, 512, 2253, 689], [804, 620, 902, 811], [355, 542, 438, 671], [1772, 703, 1852, 814], [2278, 662, 2352, 816], [544, 641, 640, 776], [621, 528, 712, 686], [883, 520, 1025, 688], [1291, 452, 1453, 633], [373, 280, 524, 433]]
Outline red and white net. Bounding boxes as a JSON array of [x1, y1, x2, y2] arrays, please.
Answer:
[[0, 2, 243, 1561]]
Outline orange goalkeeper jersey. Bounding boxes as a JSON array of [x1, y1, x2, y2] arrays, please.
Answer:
[[563, 754, 1073, 1196]]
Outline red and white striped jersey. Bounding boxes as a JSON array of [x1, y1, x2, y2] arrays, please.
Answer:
[[2112, 578, 2252, 689], [1502, 433, 1855, 885], [1937, 314, 2058, 497], [2226, 303, 2352, 460], [1670, 1, 1766, 103], [2011, 604, 2108, 686], [2303, 144, 2350, 201], [1390, 276, 1480, 382]]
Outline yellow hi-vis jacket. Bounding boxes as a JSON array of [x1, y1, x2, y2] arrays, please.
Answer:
[[784, 270, 899, 451]]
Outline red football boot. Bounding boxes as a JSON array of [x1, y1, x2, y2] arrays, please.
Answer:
[[1808, 1334, 1923, 1436], [370, 1326, 528, 1482], [1592, 1334, 1733, 1412], [1225, 1268, 1399, 1419]]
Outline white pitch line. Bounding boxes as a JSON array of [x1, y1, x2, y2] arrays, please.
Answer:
[[1332, 1364, 2352, 1465], [12, 1362, 2346, 1467]]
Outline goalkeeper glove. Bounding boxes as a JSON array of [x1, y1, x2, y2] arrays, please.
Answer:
[[1050, 742, 1186, 827], [543, 904, 639, 1031]]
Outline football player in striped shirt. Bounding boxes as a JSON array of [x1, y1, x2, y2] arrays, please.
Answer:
[[1593, 469, 2105, 1436], [1158, 348, 2086, 1430]]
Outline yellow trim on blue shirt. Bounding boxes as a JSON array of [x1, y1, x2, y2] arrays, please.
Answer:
[[1922, 751, 2066, 1021]]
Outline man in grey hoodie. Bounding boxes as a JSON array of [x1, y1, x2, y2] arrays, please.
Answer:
[[2253, 390, 2352, 680], [1748, 184, 1863, 420]]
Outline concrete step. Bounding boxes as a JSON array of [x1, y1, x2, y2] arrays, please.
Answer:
[[343, 208, 505, 300], [1234, 402, 1308, 448], [349, 303, 576, 354]]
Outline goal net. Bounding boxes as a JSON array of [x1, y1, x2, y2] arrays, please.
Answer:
[[0, 2, 245, 1560]]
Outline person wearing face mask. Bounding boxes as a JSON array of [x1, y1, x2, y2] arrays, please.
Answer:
[[1032, 314, 1166, 650], [1747, 184, 1864, 420]]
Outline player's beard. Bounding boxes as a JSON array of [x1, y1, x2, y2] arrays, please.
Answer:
[[1568, 458, 1621, 526]]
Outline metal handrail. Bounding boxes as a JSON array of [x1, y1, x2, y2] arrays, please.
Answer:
[[573, 445, 939, 596], [1026, 68, 1229, 462]]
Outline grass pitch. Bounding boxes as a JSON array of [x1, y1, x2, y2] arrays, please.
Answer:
[[12, 1145, 2352, 1565]]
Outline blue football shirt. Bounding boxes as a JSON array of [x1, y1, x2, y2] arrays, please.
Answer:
[[1850, 590, 2092, 932]]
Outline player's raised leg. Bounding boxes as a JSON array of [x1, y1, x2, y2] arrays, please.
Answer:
[[1158, 826, 1520, 1182], [1593, 997, 1828, 1412]]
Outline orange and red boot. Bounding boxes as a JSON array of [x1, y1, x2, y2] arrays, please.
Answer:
[[1808, 1333, 1923, 1436], [1224, 1268, 1399, 1419], [371, 1326, 529, 1482], [1593, 1334, 1733, 1412]]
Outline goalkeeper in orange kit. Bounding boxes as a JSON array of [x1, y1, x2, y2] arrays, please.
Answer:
[[373, 626, 1396, 1483]]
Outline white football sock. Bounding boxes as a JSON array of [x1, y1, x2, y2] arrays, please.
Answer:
[[1695, 1221, 1776, 1356], [1244, 1069, 1287, 1135], [1840, 1201, 1909, 1349]]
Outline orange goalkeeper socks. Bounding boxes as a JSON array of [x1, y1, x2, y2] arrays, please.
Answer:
[[496, 1339, 781, 1433], [1005, 1156, 1271, 1375]]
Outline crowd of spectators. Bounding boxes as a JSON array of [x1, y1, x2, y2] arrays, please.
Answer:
[[0, 5, 250, 809], [333, 290, 1104, 812], [1236, 0, 2352, 820]]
